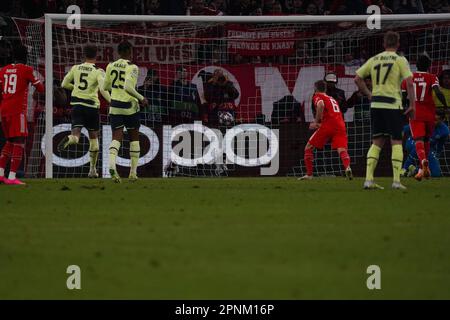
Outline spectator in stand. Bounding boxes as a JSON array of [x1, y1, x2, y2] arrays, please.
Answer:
[[190, 0, 221, 15], [169, 66, 200, 123], [270, 1, 284, 14], [392, 0, 425, 13], [324, 72, 349, 113], [424, 0, 450, 13], [138, 69, 168, 122], [312, 0, 326, 14], [209, 0, 226, 13], [347, 76, 372, 121], [434, 70, 450, 116], [327, 0, 370, 15], [306, 3, 319, 15], [229, 0, 257, 15], [251, 7, 263, 15], [145, 0, 162, 14], [287, 0, 305, 14], [372, 1, 394, 14], [203, 69, 239, 125]]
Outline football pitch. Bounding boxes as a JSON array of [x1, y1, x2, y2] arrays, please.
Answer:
[[1, 177, 450, 300]]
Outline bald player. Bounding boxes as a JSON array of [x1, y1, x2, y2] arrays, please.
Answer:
[[355, 31, 416, 190]]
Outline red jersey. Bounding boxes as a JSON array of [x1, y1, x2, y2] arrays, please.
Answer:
[[312, 92, 345, 129], [402, 71, 439, 121], [0, 63, 44, 116]]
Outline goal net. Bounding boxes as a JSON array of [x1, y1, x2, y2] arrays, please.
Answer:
[[10, 14, 450, 178]]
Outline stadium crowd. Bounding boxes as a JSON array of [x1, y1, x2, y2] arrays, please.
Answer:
[[1, 0, 449, 18]]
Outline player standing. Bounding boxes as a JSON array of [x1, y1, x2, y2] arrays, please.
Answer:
[[59, 45, 111, 178], [103, 41, 148, 183], [401, 53, 448, 181], [0, 46, 44, 185], [298, 80, 352, 180], [355, 31, 416, 190]]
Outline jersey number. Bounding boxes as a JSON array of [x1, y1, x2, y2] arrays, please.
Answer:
[[330, 98, 340, 113], [78, 73, 89, 90], [413, 82, 427, 102], [111, 70, 125, 89], [3, 74, 17, 94], [374, 63, 393, 85]]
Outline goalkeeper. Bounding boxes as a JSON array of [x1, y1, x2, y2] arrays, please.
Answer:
[[59, 45, 111, 178], [402, 112, 450, 177]]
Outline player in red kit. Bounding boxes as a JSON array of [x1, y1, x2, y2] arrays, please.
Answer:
[[299, 80, 352, 180], [0, 46, 44, 185], [401, 53, 448, 181]]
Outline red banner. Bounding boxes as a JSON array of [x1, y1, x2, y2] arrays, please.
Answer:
[[226, 25, 296, 56]]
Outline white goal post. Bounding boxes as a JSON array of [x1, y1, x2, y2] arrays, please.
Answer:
[[42, 13, 450, 178]]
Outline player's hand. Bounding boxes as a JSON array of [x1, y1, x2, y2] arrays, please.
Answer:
[[404, 104, 415, 119], [366, 92, 372, 100], [309, 121, 319, 130], [140, 98, 149, 108]]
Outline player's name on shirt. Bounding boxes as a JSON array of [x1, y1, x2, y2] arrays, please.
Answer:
[[375, 54, 398, 61]]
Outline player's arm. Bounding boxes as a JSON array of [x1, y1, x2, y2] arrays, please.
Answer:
[[354, 60, 372, 99], [432, 86, 448, 109], [403, 75, 416, 118], [28, 67, 45, 93], [61, 66, 75, 91], [103, 64, 112, 92], [124, 65, 148, 106], [97, 70, 111, 103], [398, 57, 415, 117], [310, 100, 324, 130]]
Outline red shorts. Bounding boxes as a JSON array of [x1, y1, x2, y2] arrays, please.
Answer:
[[309, 125, 348, 149], [1, 113, 28, 139], [409, 119, 434, 140]]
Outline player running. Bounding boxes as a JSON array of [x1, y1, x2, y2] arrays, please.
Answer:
[[355, 31, 416, 190], [0, 46, 44, 185], [59, 45, 111, 178], [298, 80, 352, 180], [401, 53, 448, 181], [103, 41, 148, 183]]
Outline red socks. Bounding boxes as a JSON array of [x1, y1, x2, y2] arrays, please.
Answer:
[[304, 148, 314, 176], [0, 141, 13, 172], [339, 150, 351, 170], [10, 143, 25, 174], [415, 140, 426, 167]]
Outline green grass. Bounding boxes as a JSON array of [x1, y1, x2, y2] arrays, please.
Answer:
[[1, 177, 450, 299]]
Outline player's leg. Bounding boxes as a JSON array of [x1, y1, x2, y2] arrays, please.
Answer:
[[85, 108, 100, 178], [299, 143, 314, 180], [428, 152, 441, 177], [126, 113, 141, 181], [422, 121, 435, 179], [364, 109, 385, 189], [5, 136, 26, 185], [88, 130, 99, 178], [332, 129, 352, 179], [299, 128, 327, 180], [58, 106, 83, 151], [409, 120, 427, 181], [0, 116, 13, 183], [109, 115, 124, 183], [390, 110, 406, 190], [4, 113, 28, 185]]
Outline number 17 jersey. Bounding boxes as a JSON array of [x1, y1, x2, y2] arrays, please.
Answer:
[[402, 71, 439, 122], [356, 51, 413, 110]]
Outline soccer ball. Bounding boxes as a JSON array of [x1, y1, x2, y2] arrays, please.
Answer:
[[218, 111, 234, 126]]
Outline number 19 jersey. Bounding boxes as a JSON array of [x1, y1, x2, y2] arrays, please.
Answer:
[[356, 51, 413, 110]]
